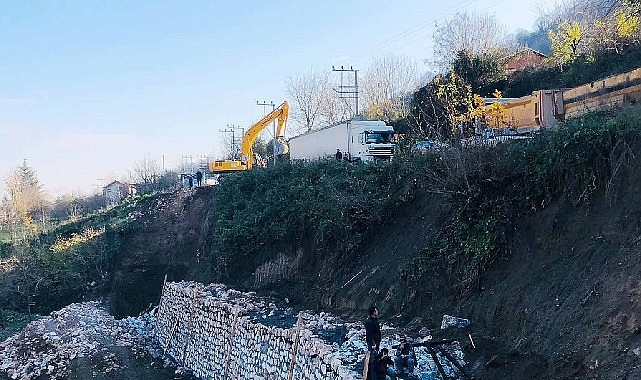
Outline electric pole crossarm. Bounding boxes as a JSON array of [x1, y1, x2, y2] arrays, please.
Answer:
[[332, 65, 359, 116]]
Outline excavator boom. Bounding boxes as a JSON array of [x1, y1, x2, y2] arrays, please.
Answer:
[[209, 101, 289, 174]]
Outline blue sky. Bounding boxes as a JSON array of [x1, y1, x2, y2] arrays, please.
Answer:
[[0, 0, 544, 197]]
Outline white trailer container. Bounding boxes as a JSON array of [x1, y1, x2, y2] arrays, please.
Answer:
[[288, 119, 395, 162]]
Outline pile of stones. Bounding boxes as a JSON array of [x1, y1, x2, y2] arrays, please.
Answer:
[[0, 281, 470, 380], [0, 301, 153, 379], [154, 281, 469, 380]]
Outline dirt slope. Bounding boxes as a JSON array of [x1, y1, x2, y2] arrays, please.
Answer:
[[107, 188, 215, 318], [106, 160, 641, 379]]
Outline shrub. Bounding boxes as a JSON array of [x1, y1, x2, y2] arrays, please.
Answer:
[[209, 156, 443, 278], [405, 106, 641, 294]]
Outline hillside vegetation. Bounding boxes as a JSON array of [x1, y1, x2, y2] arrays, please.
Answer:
[[205, 107, 641, 379], [210, 106, 641, 294]]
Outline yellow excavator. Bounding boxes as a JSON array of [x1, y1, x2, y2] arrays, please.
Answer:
[[209, 101, 289, 174]]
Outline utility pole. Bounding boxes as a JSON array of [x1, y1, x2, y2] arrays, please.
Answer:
[[219, 124, 244, 159], [197, 154, 208, 170], [257, 100, 276, 166], [332, 65, 359, 117], [219, 127, 236, 159], [181, 155, 194, 174]]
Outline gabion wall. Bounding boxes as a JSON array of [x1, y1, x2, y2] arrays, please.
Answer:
[[153, 281, 357, 380]]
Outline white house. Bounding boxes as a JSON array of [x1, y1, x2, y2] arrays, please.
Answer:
[[103, 181, 137, 206]]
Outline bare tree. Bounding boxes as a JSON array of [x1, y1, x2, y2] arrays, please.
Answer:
[[536, 0, 622, 30], [132, 155, 160, 185], [432, 12, 508, 69], [286, 69, 330, 133], [0, 196, 11, 232], [319, 89, 351, 126], [130, 155, 162, 194], [219, 129, 241, 160], [361, 55, 421, 122]]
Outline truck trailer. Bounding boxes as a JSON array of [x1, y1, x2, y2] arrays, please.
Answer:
[[288, 119, 395, 162]]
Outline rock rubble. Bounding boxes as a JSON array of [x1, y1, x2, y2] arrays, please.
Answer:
[[0, 301, 159, 380], [0, 281, 469, 380], [154, 281, 469, 380]]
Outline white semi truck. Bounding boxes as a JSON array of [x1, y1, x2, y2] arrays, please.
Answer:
[[288, 119, 395, 162]]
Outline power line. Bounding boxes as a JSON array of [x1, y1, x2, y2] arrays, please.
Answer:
[[363, 0, 477, 55], [219, 125, 244, 160]]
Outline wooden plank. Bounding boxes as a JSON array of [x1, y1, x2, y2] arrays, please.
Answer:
[[288, 312, 303, 380], [362, 350, 371, 380]]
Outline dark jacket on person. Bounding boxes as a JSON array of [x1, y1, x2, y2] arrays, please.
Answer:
[[395, 342, 416, 361], [364, 316, 381, 350], [375, 351, 394, 377]]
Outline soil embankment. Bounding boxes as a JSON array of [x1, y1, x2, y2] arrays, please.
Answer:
[[107, 188, 215, 318], [101, 156, 641, 379]]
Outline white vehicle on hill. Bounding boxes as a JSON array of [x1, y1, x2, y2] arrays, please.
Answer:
[[288, 119, 395, 162]]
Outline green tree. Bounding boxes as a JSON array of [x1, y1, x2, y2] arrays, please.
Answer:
[[252, 137, 272, 160], [3, 161, 46, 239], [409, 72, 477, 141], [50, 194, 83, 221], [451, 50, 507, 97]]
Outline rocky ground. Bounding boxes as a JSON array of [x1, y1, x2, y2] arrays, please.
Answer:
[[1, 291, 470, 380], [0, 302, 195, 380]]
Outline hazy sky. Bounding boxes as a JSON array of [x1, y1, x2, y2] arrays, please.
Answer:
[[0, 0, 544, 198]]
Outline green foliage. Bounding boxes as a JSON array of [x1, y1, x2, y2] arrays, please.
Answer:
[[501, 43, 641, 97], [252, 137, 273, 159], [452, 50, 507, 97], [0, 198, 139, 314], [210, 107, 641, 295], [409, 72, 477, 140], [0, 231, 10, 245], [0, 240, 10, 257], [0, 308, 32, 342], [209, 156, 442, 278], [405, 107, 641, 294]]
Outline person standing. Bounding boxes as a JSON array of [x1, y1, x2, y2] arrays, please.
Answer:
[[364, 306, 381, 380], [335, 149, 343, 161], [188, 175, 193, 190], [365, 306, 381, 351], [196, 171, 203, 187]]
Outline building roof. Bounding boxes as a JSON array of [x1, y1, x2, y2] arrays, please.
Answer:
[[501, 47, 548, 62], [103, 180, 132, 189]]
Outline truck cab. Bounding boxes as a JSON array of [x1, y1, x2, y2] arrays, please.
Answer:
[[348, 120, 395, 161]]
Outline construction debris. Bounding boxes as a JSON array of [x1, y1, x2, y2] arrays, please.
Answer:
[[0, 301, 155, 379], [441, 315, 470, 330], [0, 282, 471, 379], [154, 281, 469, 379]]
